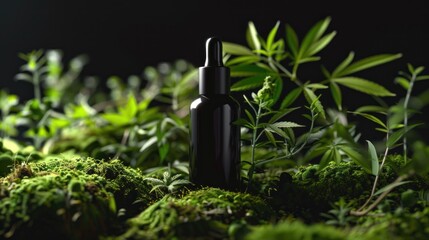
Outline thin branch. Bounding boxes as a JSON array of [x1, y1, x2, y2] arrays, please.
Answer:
[[403, 72, 416, 161], [351, 174, 408, 216]]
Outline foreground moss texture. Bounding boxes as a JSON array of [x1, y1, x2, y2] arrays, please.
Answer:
[[0, 156, 152, 239], [246, 221, 346, 240], [1, 151, 429, 239], [269, 155, 421, 221], [119, 188, 274, 239]]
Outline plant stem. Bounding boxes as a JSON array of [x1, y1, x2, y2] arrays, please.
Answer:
[[289, 107, 316, 155], [34, 71, 41, 102], [351, 174, 408, 216], [246, 103, 262, 192], [357, 133, 390, 212], [255, 107, 316, 167], [114, 128, 130, 159], [403, 72, 416, 161], [260, 57, 293, 79]]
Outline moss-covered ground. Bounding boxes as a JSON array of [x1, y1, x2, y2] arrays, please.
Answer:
[[1, 149, 428, 239]]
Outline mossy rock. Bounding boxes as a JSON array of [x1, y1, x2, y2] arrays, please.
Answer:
[[33, 157, 153, 214], [0, 157, 153, 239], [269, 155, 421, 221], [118, 188, 275, 239], [245, 221, 346, 240]]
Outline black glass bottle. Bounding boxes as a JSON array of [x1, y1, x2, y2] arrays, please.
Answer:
[[189, 37, 241, 190]]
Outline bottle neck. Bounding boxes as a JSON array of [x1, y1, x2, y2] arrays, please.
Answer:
[[199, 66, 230, 95]]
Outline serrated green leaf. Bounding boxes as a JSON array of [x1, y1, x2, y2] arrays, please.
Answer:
[[267, 21, 280, 51], [230, 64, 267, 77], [332, 52, 355, 77], [272, 121, 303, 128], [231, 75, 265, 91], [306, 31, 336, 56], [338, 54, 402, 76], [233, 118, 254, 128], [355, 105, 387, 114], [386, 124, 421, 148], [226, 56, 260, 66], [330, 82, 342, 110], [264, 129, 277, 146], [304, 88, 325, 119], [367, 140, 379, 176], [299, 17, 331, 58], [266, 124, 288, 138], [247, 21, 261, 52], [223, 42, 254, 56], [281, 87, 302, 109], [285, 24, 299, 57], [352, 112, 387, 130], [333, 77, 395, 96]]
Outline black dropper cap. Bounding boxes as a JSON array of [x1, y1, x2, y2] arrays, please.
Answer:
[[199, 37, 230, 95]]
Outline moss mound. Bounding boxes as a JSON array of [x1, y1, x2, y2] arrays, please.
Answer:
[[119, 188, 274, 239], [0, 156, 152, 239], [34, 157, 153, 213], [246, 221, 346, 240], [350, 207, 429, 240], [269, 155, 418, 221]]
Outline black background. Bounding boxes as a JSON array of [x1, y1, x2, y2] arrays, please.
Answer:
[[1, 1, 428, 119]]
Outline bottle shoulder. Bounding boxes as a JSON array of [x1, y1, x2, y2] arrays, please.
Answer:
[[190, 94, 240, 110]]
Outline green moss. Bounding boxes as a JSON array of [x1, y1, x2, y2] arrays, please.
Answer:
[[246, 221, 346, 240], [0, 156, 153, 239], [269, 155, 421, 221], [350, 207, 429, 240], [119, 188, 274, 239], [0, 168, 116, 239], [33, 157, 153, 213]]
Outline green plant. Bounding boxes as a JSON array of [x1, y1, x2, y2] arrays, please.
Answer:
[[236, 76, 319, 191], [347, 64, 428, 216], [224, 18, 408, 193], [10, 51, 197, 170], [224, 17, 399, 116], [0, 91, 20, 138], [1, 16, 429, 240], [321, 198, 356, 226], [394, 64, 429, 159], [144, 170, 190, 197]]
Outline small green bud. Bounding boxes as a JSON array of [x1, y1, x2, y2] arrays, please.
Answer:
[[254, 76, 276, 106]]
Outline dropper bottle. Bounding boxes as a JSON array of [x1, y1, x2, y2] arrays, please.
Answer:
[[189, 37, 241, 190]]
